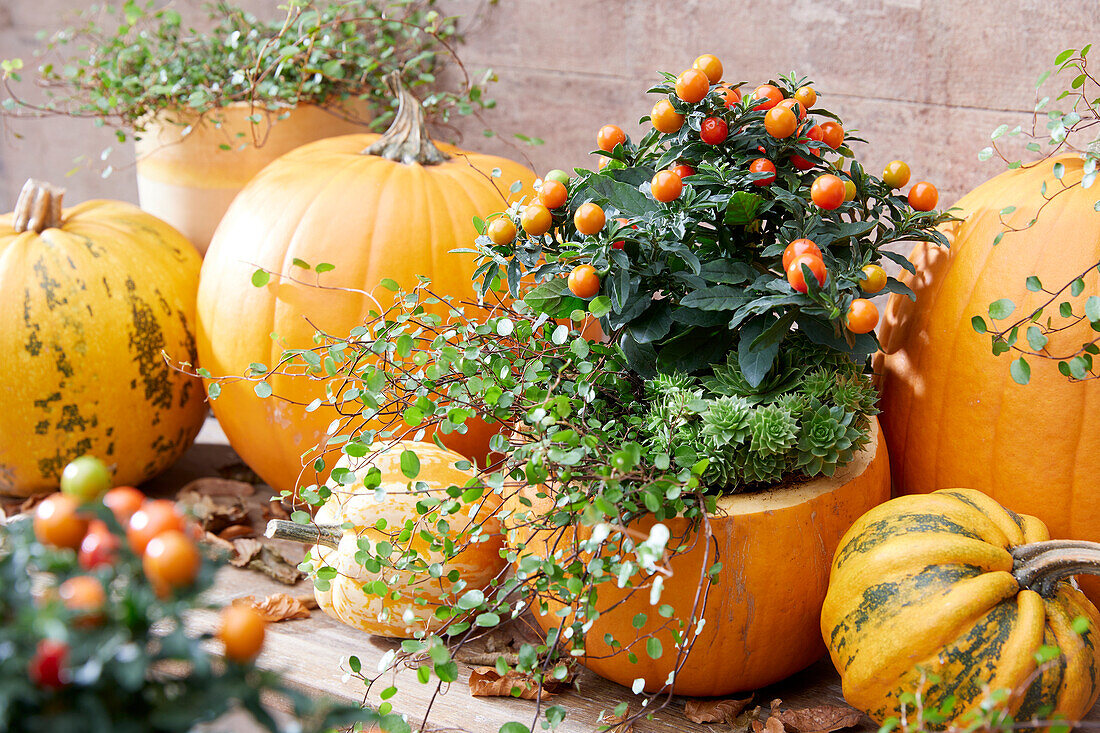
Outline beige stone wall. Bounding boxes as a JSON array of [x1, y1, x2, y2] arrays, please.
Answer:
[[1, 0, 1097, 213]]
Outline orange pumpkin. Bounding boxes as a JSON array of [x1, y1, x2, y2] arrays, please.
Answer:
[[0, 180, 205, 496], [510, 417, 890, 696], [196, 74, 535, 494], [878, 154, 1100, 598]]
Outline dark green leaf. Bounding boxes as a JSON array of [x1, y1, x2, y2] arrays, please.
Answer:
[[724, 191, 762, 226], [680, 286, 751, 311]]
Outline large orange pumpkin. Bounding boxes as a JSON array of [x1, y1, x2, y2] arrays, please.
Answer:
[[878, 154, 1100, 598], [510, 417, 890, 696], [0, 179, 205, 496], [196, 75, 535, 494]]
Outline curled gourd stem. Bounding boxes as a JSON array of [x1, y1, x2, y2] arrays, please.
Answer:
[[362, 71, 449, 165], [1012, 540, 1100, 597], [13, 179, 65, 233], [264, 519, 343, 550]]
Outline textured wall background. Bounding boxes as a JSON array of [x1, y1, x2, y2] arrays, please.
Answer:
[[0, 0, 1097, 212]]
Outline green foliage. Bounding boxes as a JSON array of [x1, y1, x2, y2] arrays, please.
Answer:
[[639, 335, 876, 492], [1, 0, 489, 148], [976, 47, 1100, 383], [0, 509, 371, 732], [472, 72, 952, 379]]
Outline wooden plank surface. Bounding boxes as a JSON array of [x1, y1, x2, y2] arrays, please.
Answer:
[[191, 566, 859, 733], [161, 418, 1099, 731]]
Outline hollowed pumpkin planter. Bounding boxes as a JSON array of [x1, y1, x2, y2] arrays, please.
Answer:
[[514, 417, 889, 697], [135, 102, 367, 254]]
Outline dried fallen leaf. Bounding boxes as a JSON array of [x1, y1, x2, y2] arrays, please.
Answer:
[[232, 592, 312, 622], [685, 696, 753, 724], [217, 461, 264, 485], [598, 707, 633, 732], [262, 498, 291, 522], [753, 717, 786, 733], [230, 538, 263, 567], [218, 524, 255, 541], [244, 543, 304, 585], [468, 666, 569, 700], [18, 494, 46, 516], [178, 488, 249, 533], [777, 705, 862, 733], [182, 476, 256, 497]]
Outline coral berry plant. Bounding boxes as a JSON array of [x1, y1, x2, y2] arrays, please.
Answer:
[[468, 63, 953, 490], [474, 69, 952, 382]]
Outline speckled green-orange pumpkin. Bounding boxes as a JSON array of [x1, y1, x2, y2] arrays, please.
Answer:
[[822, 488, 1100, 729], [0, 179, 205, 496]]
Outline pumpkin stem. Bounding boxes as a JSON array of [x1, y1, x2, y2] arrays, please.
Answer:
[[362, 71, 450, 165], [264, 519, 343, 550], [12, 179, 64, 233], [1012, 540, 1100, 597]]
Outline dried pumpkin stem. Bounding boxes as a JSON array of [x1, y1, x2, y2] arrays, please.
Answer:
[[362, 71, 450, 165], [1012, 541, 1100, 596], [1011, 540, 1100, 563], [12, 179, 65, 233], [264, 520, 343, 550]]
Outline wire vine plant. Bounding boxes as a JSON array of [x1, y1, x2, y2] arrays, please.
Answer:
[[178, 277, 722, 733], [0, 0, 540, 174], [973, 46, 1100, 383]]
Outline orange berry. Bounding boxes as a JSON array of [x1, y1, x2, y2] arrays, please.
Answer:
[[787, 255, 827, 293], [143, 530, 201, 594], [782, 239, 822, 271], [675, 69, 710, 103], [127, 499, 185, 556], [692, 54, 724, 84], [486, 217, 517, 246], [776, 98, 807, 121], [882, 160, 911, 189], [764, 106, 797, 138], [820, 121, 845, 150], [860, 264, 888, 294], [573, 203, 606, 235], [651, 170, 684, 202], [596, 124, 626, 152], [59, 575, 106, 625], [811, 174, 846, 210], [538, 179, 568, 209], [219, 605, 267, 664], [793, 86, 816, 109], [34, 495, 89, 550], [908, 181, 939, 211], [846, 298, 880, 334], [103, 487, 144, 525], [567, 264, 600, 299], [520, 204, 553, 237], [750, 84, 783, 111], [650, 99, 684, 134]]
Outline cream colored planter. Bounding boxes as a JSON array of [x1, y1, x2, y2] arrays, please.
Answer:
[[134, 102, 368, 254]]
